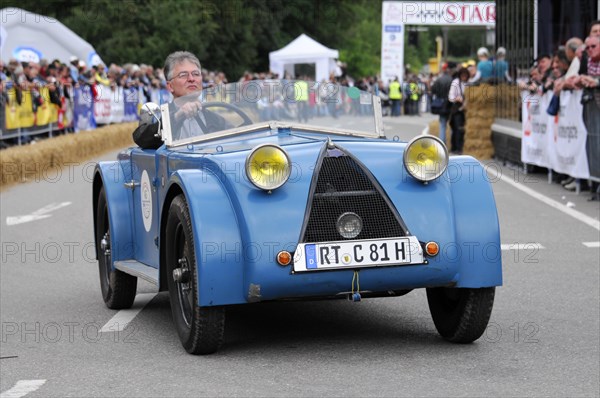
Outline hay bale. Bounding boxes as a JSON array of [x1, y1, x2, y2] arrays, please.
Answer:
[[463, 84, 496, 159], [1, 123, 136, 189], [426, 84, 497, 159]]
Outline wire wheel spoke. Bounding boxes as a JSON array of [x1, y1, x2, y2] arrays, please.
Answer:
[[175, 223, 193, 327]]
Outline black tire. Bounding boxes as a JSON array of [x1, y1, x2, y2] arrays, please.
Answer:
[[165, 195, 225, 355], [96, 187, 137, 309], [426, 287, 495, 343]]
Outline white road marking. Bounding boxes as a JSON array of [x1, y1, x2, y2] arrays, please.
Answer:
[[6, 202, 72, 226], [582, 242, 600, 248], [501, 243, 545, 250], [498, 174, 600, 231], [0, 380, 46, 398], [99, 293, 157, 333]]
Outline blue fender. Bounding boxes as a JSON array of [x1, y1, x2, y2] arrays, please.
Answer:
[[448, 158, 502, 287], [168, 169, 245, 306], [334, 142, 502, 288], [94, 159, 135, 263]]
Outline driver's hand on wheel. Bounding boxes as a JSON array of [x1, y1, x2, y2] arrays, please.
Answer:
[[175, 100, 203, 120]]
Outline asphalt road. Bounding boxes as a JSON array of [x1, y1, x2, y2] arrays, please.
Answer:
[[1, 116, 598, 397]]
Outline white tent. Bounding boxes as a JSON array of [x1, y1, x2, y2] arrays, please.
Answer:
[[0, 7, 104, 66], [269, 34, 339, 82]]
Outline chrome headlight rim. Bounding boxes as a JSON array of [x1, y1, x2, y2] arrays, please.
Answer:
[[245, 143, 292, 191], [336, 212, 363, 239], [402, 135, 449, 182]]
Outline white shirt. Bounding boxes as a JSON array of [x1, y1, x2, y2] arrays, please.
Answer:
[[175, 111, 207, 141], [448, 78, 466, 102], [565, 57, 580, 78]]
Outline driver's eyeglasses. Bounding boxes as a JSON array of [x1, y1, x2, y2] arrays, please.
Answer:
[[170, 70, 201, 80]]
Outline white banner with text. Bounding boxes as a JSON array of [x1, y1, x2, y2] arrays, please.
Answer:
[[521, 90, 590, 179]]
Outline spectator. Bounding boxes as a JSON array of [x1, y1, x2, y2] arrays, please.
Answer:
[[534, 53, 555, 93], [68, 56, 79, 82], [388, 77, 402, 117], [590, 20, 600, 37], [535, 53, 553, 78], [407, 76, 420, 116], [518, 66, 542, 93], [94, 64, 110, 86], [470, 47, 493, 83], [431, 62, 454, 144], [493, 47, 512, 83], [575, 35, 600, 195], [579, 21, 600, 76], [448, 67, 470, 154], [565, 37, 583, 78]]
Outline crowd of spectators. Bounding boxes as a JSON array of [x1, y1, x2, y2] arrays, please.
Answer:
[[2, 24, 598, 198], [0, 55, 234, 147], [516, 20, 600, 196]]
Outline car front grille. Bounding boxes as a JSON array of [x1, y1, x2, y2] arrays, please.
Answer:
[[301, 148, 407, 243]]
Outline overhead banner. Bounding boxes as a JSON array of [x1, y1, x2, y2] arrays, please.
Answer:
[[521, 90, 590, 180], [383, 1, 495, 26], [381, 1, 496, 83]]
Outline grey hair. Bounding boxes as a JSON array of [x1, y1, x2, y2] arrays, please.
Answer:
[[566, 38, 583, 52], [164, 51, 201, 80]]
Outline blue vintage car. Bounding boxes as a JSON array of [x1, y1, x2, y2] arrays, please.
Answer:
[[93, 81, 501, 354]]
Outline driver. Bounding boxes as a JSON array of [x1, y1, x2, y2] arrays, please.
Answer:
[[132, 51, 226, 149]]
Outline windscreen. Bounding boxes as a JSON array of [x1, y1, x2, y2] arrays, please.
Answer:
[[163, 81, 381, 146]]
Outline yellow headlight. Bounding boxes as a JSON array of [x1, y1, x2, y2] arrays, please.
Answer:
[[245, 144, 291, 190], [403, 136, 448, 182]]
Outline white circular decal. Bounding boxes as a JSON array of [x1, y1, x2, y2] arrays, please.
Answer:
[[141, 170, 153, 232]]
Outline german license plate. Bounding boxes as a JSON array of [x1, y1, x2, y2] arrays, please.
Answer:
[[293, 236, 424, 272]]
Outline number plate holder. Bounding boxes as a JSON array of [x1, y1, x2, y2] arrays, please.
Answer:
[[293, 236, 424, 272]]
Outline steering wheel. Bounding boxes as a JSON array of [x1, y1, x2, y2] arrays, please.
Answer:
[[202, 102, 253, 127]]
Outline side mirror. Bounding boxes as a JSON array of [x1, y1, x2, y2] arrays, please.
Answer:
[[140, 102, 162, 140], [140, 102, 161, 125]]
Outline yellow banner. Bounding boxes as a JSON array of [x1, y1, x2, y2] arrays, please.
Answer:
[[3, 88, 59, 129], [35, 87, 59, 125]]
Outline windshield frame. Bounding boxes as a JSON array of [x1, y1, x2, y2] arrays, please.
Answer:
[[160, 81, 385, 147]]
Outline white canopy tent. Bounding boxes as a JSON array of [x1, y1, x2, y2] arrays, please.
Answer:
[[269, 34, 339, 82], [0, 7, 104, 66]]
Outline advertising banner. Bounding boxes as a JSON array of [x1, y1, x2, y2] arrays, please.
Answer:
[[521, 91, 551, 168], [73, 86, 96, 132], [94, 85, 113, 125], [521, 90, 590, 180], [548, 90, 590, 179], [123, 87, 141, 122]]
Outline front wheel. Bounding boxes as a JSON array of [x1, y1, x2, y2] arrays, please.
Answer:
[[96, 187, 137, 309], [426, 287, 495, 343], [165, 195, 225, 355]]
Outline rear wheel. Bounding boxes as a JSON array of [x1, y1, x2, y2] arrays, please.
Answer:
[[96, 187, 137, 309], [165, 195, 225, 355], [426, 287, 495, 343]]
